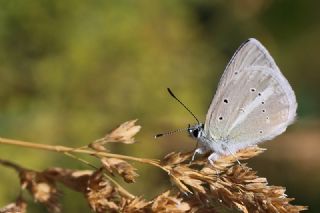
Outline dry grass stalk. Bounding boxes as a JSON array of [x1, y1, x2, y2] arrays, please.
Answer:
[[0, 120, 307, 212]]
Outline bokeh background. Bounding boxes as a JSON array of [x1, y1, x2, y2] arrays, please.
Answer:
[[0, 0, 319, 212]]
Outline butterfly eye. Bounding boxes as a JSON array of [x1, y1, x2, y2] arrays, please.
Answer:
[[191, 129, 199, 138]]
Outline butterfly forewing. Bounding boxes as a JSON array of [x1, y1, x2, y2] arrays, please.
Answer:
[[204, 38, 297, 147]]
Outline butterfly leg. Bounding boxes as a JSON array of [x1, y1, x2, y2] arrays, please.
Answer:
[[208, 152, 220, 165], [224, 145, 242, 166], [191, 146, 208, 162]]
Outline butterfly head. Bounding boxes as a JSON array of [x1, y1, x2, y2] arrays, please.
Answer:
[[187, 123, 204, 139]]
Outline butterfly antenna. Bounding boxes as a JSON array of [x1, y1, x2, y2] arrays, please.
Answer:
[[167, 88, 200, 124], [155, 127, 188, 139]]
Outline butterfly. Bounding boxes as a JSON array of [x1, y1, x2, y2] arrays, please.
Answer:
[[157, 38, 297, 165]]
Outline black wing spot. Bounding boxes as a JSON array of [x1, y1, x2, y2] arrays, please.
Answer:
[[262, 109, 266, 113], [234, 71, 238, 75], [258, 93, 262, 96], [259, 130, 263, 134], [218, 116, 223, 120], [261, 101, 265, 104], [250, 88, 256, 92], [223, 99, 229, 103]]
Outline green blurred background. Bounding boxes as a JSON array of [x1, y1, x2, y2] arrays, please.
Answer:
[[0, 0, 319, 212]]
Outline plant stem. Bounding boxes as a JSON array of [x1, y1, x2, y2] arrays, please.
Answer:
[[103, 174, 135, 199], [0, 159, 25, 172], [0, 137, 165, 170]]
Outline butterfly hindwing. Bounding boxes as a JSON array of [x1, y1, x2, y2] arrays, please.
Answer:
[[204, 39, 297, 149]]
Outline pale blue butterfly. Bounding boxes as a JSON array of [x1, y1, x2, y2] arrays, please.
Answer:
[[156, 38, 297, 165]]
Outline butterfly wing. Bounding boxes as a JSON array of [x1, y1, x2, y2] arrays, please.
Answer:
[[204, 38, 297, 150]]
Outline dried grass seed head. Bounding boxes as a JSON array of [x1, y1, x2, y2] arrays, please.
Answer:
[[101, 157, 138, 183], [90, 120, 141, 150], [19, 169, 61, 213], [0, 197, 27, 213], [86, 169, 122, 212]]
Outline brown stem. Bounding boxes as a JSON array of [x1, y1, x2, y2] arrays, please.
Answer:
[[0, 137, 154, 160], [0, 137, 167, 171], [0, 159, 25, 172]]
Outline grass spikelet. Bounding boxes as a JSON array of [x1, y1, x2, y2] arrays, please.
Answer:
[[0, 196, 27, 213], [101, 157, 138, 183]]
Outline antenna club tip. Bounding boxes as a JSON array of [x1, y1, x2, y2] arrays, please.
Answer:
[[167, 88, 174, 95], [155, 134, 163, 139]]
